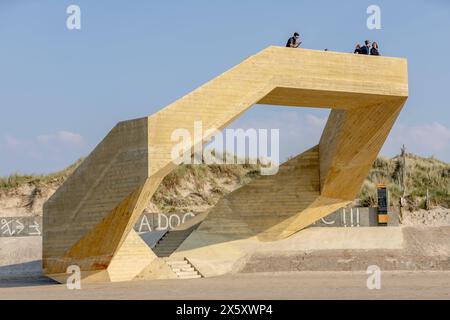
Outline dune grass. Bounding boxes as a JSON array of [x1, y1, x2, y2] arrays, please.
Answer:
[[1, 153, 448, 210], [0, 158, 84, 190], [359, 154, 450, 209]]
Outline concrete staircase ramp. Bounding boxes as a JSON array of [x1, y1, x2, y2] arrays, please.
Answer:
[[153, 224, 200, 258]]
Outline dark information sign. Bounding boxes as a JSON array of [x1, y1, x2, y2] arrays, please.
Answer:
[[377, 185, 388, 214]]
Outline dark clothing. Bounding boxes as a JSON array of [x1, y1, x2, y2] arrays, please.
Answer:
[[286, 37, 299, 48], [360, 45, 370, 55], [370, 47, 380, 56], [354, 48, 362, 54]]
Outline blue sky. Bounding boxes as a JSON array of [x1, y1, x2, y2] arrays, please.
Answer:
[[1, 0, 449, 175]]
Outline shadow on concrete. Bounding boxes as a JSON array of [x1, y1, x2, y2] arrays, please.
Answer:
[[0, 260, 56, 288], [0, 276, 57, 289]]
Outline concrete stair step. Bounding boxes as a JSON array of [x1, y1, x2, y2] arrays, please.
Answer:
[[160, 237, 190, 242], [167, 261, 189, 267], [153, 225, 201, 258], [155, 246, 179, 250], [155, 249, 181, 253], [158, 240, 187, 244], [177, 274, 202, 279], [167, 235, 191, 239], [176, 271, 199, 277], [157, 245, 182, 249], [155, 251, 173, 256], [172, 230, 194, 234], [165, 258, 203, 279], [154, 247, 179, 251], [173, 267, 195, 272], [168, 263, 190, 268], [155, 242, 181, 245], [165, 231, 193, 235], [155, 246, 182, 250], [166, 259, 188, 263], [155, 253, 176, 256]]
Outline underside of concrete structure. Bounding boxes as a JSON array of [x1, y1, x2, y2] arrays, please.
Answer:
[[42, 47, 408, 283]]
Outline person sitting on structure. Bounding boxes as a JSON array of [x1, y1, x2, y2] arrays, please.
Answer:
[[360, 40, 371, 55], [354, 43, 362, 54], [286, 32, 302, 48], [361, 40, 370, 55], [371, 42, 380, 56]]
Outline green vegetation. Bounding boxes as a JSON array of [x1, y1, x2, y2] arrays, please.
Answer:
[[1, 153, 448, 210], [359, 154, 450, 209], [0, 158, 83, 190], [152, 154, 261, 213]]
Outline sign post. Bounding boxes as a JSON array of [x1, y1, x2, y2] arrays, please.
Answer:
[[377, 184, 389, 226]]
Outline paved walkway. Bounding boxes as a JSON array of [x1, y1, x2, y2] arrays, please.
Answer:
[[1, 271, 449, 300]]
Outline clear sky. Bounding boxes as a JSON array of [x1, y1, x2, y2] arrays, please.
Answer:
[[1, 0, 449, 176]]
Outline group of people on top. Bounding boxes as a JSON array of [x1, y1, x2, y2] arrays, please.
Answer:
[[285, 32, 381, 56], [354, 40, 380, 56]]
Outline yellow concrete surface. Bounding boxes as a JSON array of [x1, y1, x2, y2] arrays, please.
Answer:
[[173, 227, 405, 277], [43, 47, 408, 282]]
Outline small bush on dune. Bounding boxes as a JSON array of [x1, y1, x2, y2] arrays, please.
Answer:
[[359, 154, 450, 209], [0, 158, 84, 190]]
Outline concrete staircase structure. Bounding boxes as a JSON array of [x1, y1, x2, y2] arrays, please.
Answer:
[[42, 46, 408, 283], [165, 258, 202, 279], [153, 225, 199, 258]]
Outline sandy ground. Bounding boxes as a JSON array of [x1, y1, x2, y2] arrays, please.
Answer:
[[0, 271, 449, 300], [242, 227, 450, 273], [1, 228, 449, 300], [403, 207, 450, 226], [1, 227, 449, 279], [0, 237, 42, 279], [0, 184, 56, 217]]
